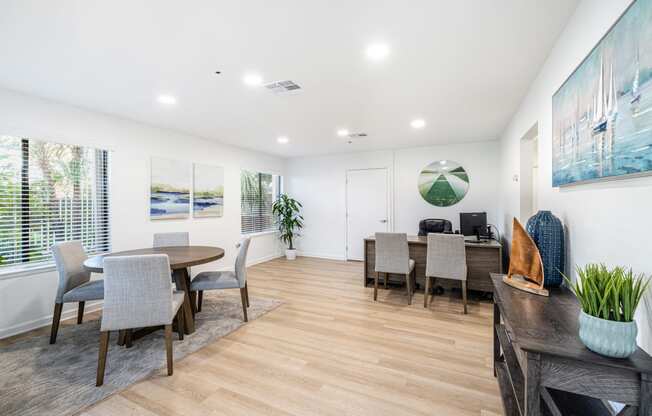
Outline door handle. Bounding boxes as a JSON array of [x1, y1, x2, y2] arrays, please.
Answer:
[[379, 219, 387, 223]]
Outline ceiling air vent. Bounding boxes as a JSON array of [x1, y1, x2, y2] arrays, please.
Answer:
[[264, 80, 302, 94]]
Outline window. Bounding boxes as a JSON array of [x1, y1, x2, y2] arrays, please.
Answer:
[[240, 170, 282, 234], [0, 136, 110, 271]]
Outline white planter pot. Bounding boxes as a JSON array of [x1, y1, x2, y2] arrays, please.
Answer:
[[285, 249, 297, 260], [578, 311, 638, 358]]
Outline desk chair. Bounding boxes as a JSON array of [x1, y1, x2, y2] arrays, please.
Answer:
[[96, 254, 185, 386], [50, 241, 104, 344], [373, 232, 416, 304], [425, 233, 468, 313]]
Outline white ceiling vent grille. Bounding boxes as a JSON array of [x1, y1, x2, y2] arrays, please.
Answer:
[[264, 80, 302, 94]]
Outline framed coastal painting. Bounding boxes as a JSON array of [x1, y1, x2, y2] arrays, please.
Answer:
[[417, 160, 469, 207], [150, 157, 191, 219], [193, 163, 224, 218], [552, 0, 652, 187]]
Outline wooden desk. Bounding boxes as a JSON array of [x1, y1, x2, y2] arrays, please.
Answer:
[[492, 273, 652, 415], [363, 235, 502, 292]]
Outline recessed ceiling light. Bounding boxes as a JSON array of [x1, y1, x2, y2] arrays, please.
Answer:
[[243, 73, 263, 86], [157, 95, 176, 105], [411, 119, 426, 129], [277, 136, 289, 144], [365, 43, 390, 60], [337, 129, 350, 137]]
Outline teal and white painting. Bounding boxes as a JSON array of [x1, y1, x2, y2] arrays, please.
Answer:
[[150, 157, 191, 219], [418, 160, 469, 207], [553, 0, 652, 186], [193, 163, 224, 218]]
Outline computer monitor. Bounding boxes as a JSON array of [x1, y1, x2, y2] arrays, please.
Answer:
[[460, 212, 488, 237]]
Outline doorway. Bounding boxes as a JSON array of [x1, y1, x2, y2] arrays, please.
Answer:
[[520, 125, 538, 223], [346, 168, 389, 261]]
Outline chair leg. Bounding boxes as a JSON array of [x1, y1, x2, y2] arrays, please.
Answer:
[[96, 331, 110, 386], [373, 272, 379, 301], [125, 329, 133, 348], [424, 277, 431, 308], [240, 288, 248, 322], [406, 273, 412, 305], [197, 290, 203, 312], [77, 301, 85, 324], [462, 281, 468, 314], [164, 324, 173, 376], [245, 282, 250, 307], [50, 303, 63, 344], [176, 305, 185, 341], [384, 272, 388, 289]]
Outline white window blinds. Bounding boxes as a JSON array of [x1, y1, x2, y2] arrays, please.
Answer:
[[241, 170, 281, 234], [0, 136, 110, 270]]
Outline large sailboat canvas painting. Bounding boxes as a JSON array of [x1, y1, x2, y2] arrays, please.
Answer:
[[552, 0, 652, 187]]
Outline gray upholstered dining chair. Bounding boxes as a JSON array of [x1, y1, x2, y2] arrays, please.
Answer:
[[50, 241, 104, 344], [153, 232, 189, 248], [373, 232, 416, 304], [425, 233, 468, 313], [96, 254, 185, 386], [190, 237, 251, 321]]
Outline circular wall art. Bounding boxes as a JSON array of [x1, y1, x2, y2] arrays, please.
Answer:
[[418, 160, 469, 207]]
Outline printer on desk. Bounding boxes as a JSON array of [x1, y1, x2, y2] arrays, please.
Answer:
[[417, 218, 452, 236]]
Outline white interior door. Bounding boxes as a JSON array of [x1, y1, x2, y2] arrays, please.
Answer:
[[346, 168, 389, 261]]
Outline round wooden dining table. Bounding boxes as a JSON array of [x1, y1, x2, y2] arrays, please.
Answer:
[[83, 245, 224, 336]]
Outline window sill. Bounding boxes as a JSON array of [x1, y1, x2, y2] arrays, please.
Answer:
[[0, 263, 57, 281], [241, 230, 278, 238]]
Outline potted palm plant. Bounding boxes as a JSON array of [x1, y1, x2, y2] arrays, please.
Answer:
[[272, 194, 303, 260], [564, 264, 650, 358]]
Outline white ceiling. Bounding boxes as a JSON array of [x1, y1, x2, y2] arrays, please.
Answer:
[[0, 0, 578, 158]]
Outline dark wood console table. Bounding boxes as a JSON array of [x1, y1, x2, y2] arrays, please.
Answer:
[[491, 273, 652, 415], [364, 235, 502, 292]]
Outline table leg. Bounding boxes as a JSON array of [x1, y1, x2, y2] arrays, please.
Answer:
[[184, 267, 197, 316], [525, 351, 541, 416], [642, 373, 651, 416], [493, 302, 500, 377], [172, 268, 195, 334]]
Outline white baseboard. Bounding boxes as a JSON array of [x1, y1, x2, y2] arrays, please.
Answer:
[[0, 300, 103, 340], [247, 253, 283, 266], [297, 251, 347, 261]]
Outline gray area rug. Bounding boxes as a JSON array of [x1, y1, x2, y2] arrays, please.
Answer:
[[0, 293, 282, 416]]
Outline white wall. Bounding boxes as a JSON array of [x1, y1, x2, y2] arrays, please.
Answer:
[[0, 88, 285, 338], [286, 141, 500, 260], [497, 0, 652, 353]]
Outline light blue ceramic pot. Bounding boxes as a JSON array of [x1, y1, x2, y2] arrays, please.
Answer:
[[578, 311, 638, 358]]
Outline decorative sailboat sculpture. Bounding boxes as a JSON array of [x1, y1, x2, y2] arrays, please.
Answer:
[[503, 218, 549, 296]]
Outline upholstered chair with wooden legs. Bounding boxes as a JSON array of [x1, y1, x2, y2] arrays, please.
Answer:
[[424, 233, 468, 313], [191, 237, 251, 321], [153, 232, 189, 248], [373, 233, 416, 304], [50, 241, 104, 344], [96, 254, 185, 386]]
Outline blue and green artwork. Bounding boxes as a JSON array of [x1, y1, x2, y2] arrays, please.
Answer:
[[193, 163, 224, 218], [150, 157, 190, 219], [553, 0, 652, 186], [418, 160, 469, 207]]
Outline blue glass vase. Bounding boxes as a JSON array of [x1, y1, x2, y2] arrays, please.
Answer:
[[526, 210, 565, 287]]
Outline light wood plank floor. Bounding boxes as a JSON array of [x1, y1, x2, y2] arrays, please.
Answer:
[[15, 257, 504, 416]]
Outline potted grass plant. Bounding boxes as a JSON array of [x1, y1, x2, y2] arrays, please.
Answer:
[[272, 194, 303, 260], [563, 264, 650, 358]]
